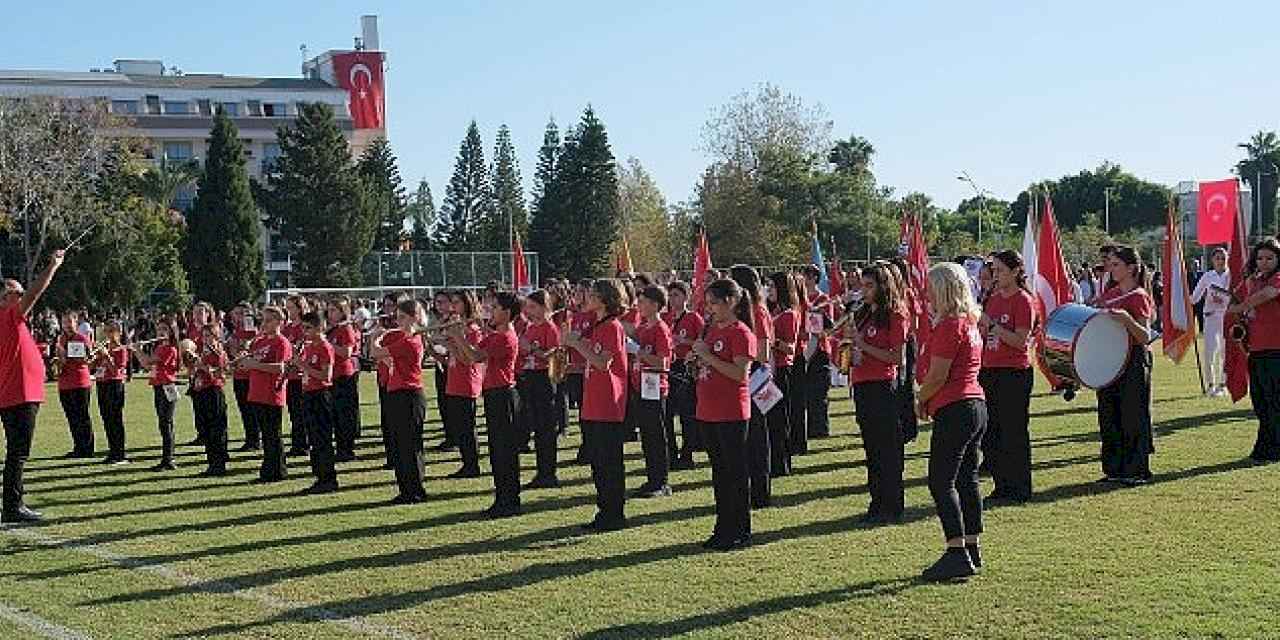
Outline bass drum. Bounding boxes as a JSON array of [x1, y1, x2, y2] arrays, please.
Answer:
[[1039, 303, 1131, 391]]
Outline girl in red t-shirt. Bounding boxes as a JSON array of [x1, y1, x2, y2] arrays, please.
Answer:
[[190, 322, 230, 476], [691, 279, 757, 551], [1094, 245, 1156, 484], [132, 316, 182, 471], [93, 321, 130, 464], [978, 251, 1038, 502], [765, 272, 800, 477], [374, 292, 409, 469], [370, 299, 428, 504], [440, 290, 483, 478], [283, 295, 311, 458], [56, 311, 95, 458], [240, 306, 293, 483], [629, 285, 674, 498], [664, 281, 705, 470], [324, 298, 362, 462], [1228, 238, 1280, 462], [729, 265, 773, 509], [292, 311, 339, 493], [517, 290, 562, 488], [428, 291, 454, 451], [916, 263, 987, 582], [844, 263, 908, 524], [563, 279, 630, 531], [226, 304, 259, 452]]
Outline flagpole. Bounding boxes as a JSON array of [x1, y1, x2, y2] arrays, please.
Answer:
[[1174, 199, 1206, 394]]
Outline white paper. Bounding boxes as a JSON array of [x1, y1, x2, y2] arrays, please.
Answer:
[[66, 341, 87, 359], [162, 383, 179, 403], [752, 380, 783, 413], [748, 366, 773, 395], [641, 371, 662, 400], [243, 316, 255, 331]]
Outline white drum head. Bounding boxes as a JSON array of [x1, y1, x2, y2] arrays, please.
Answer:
[[1074, 314, 1130, 388]]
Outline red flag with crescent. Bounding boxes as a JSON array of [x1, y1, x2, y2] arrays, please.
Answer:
[[332, 52, 385, 129], [1197, 179, 1238, 246]]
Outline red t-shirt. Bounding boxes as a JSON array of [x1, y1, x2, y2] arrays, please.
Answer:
[[567, 311, 595, 372], [695, 320, 757, 422], [150, 343, 180, 387], [850, 309, 908, 384], [772, 309, 800, 368], [520, 321, 561, 371], [481, 327, 518, 390], [0, 305, 46, 408], [982, 289, 1036, 370], [282, 322, 305, 380], [186, 320, 204, 343], [375, 318, 400, 388], [247, 333, 291, 406], [231, 327, 256, 381], [581, 317, 628, 422], [445, 326, 484, 398], [1246, 272, 1280, 352], [630, 318, 672, 393], [57, 333, 93, 391], [328, 324, 360, 378], [385, 331, 424, 392], [95, 346, 129, 382], [921, 316, 985, 415], [621, 307, 642, 327], [664, 309, 705, 361], [1096, 286, 1154, 347], [751, 304, 772, 363], [301, 338, 334, 392], [193, 348, 227, 391]]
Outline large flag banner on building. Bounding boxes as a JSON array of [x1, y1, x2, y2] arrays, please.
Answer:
[[331, 52, 385, 129], [1197, 179, 1239, 246], [1224, 202, 1250, 402], [1161, 201, 1196, 363]]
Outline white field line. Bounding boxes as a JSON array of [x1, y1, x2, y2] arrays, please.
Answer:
[[0, 601, 94, 640]]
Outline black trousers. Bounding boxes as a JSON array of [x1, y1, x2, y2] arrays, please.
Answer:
[[59, 387, 94, 455], [1096, 347, 1154, 480], [1248, 352, 1280, 461], [704, 419, 751, 539], [153, 386, 177, 464], [377, 385, 392, 467], [928, 399, 987, 541], [332, 373, 360, 457], [630, 393, 669, 488], [767, 364, 792, 476], [286, 379, 308, 452], [96, 380, 126, 459], [233, 378, 257, 447], [897, 339, 919, 444], [386, 389, 427, 500], [1, 403, 38, 513], [484, 386, 521, 507], [444, 395, 479, 471], [854, 380, 904, 518], [192, 387, 229, 472], [804, 350, 831, 437], [304, 389, 338, 485], [253, 403, 287, 481], [519, 370, 558, 480], [747, 403, 771, 506], [978, 367, 1034, 497], [668, 361, 699, 456], [582, 421, 626, 525], [434, 367, 450, 442]]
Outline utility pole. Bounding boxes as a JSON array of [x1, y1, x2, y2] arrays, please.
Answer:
[[1104, 187, 1112, 234]]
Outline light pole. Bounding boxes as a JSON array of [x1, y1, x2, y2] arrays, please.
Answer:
[[957, 172, 992, 246], [1103, 187, 1113, 234]]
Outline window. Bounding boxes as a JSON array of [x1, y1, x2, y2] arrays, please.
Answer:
[[241, 140, 254, 157], [163, 101, 190, 115], [263, 102, 287, 117], [219, 102, 240, 116], [162, 141, 193, 161], [246, 100, 262, 116], [111, 100, 138, 115], [197, 99, 211, 116], [145, 95, 161, 115]]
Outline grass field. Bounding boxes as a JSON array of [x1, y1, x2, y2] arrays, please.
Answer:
[[1, 356, 1277, 639]]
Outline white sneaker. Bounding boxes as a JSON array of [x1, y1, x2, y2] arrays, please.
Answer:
[[1210, 386, 1227, 398]]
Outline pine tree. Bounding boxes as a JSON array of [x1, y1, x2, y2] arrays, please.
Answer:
[[528, 118, 566, 276], [186, 110, 264, 307], [434, 121, 493, 251], [357, 137, 407, 251], [532, 118, 561, 211], [264, 102, 376, 286], [478, 124, 527, 250], [555, 106, 620, 277], [406, 179, 435, 250]]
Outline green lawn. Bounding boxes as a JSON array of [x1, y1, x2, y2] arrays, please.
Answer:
[[1, 357, 1277, 639]]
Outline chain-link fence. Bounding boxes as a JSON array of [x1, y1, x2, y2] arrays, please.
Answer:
[[359, 251, 539, 289]]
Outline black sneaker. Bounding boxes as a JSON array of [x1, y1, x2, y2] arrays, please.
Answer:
[[524, 476, 560, 489], [448, 467, 482, 479], [334, 452, 356, 463], [921, 548, 976, 582], [1, 506, 43, 524], [636, 485, 672, 499], [484, 503, 522, 519], [709, 533, 752, 551], [670, 457, 694, 471], [966, 544, 982, 571], [151, 461, 177, 472]]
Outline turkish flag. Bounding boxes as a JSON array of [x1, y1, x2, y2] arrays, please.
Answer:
[[899, 211, 932, 358], [1197, 179, 1238, 246], [332, 52, 385, 129], [512, 232, 530, 292], [1224, 204, 1250, 402]]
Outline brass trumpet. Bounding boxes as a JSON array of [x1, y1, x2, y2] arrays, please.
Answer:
[[547, 346, 570, 386], [1211, 284, 1250, 348]]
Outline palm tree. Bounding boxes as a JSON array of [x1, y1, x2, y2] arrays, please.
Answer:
[[828, 135, 875, 176], [1236, 130, 1280, 234], [136, 158, 201, 212]]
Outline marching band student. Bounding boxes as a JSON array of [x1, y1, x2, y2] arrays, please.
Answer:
[[378, 292, 409, 468], [429, 291, 454, 448], [630, 285, 674, 498], [916, 263, 988, 581], [1230, 238, 1280, 463], [132, 316, 182, 472], [240, 306, 293, 483], [978, 250, 1037, 502], [567, 279, 596, 465], [57, 311, 95, 458], [283, 295, 310, 458], [1093, 245, 1156, 484], [693, 278, 757, 551], [518, 290, 562, 489], [563, 279, 630, 531], [93, 321, 130, 465], [370, 300, 428, 504], [292, 311, 339, 493], [887, 258, 920, 445], [730, 265, 773, 508], [442, 290, 484, 478], [326, 297, 362, 463], [800, 265, 833, 440], [1190, 247, 1231, 397], [191, 323, 230, 477], [185, 302, 213, 446], [766, 272, 800, 477], [547, 281, 573, 437], [789, 273, 811, 456], [228, 303, 259, 451], [452, 291, 523, 517], [846, 262, 908, 524], [665, 281, 705, 470], [1, 249, 65, 524]]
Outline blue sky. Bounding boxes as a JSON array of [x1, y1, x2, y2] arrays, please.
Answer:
[[6, 1, 1280, 209]]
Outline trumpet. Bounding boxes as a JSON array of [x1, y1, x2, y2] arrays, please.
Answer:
[[1211, 284, 1250, 348]]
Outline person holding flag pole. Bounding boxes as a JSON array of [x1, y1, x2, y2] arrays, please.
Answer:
[[1228, 236, 1280, 464]]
